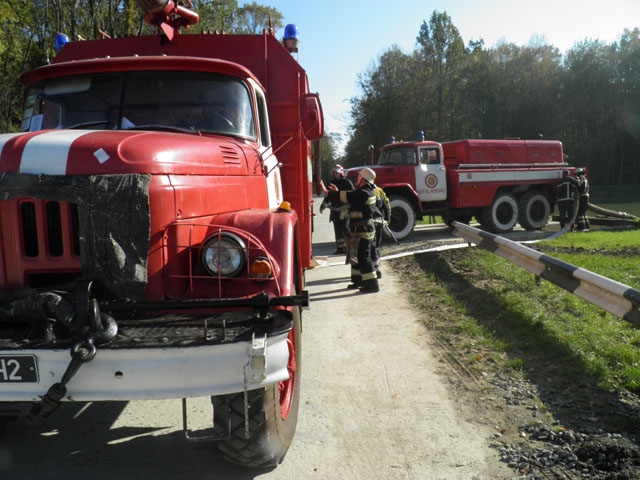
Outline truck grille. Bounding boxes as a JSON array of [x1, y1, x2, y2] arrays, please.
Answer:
[[0, 199, 82, 289]]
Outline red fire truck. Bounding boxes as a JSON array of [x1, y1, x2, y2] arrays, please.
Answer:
[[0, 1, 322, 468], [350, 138, 577, 240]]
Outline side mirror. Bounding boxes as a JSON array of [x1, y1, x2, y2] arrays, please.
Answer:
[[300, 93, 324, 141]]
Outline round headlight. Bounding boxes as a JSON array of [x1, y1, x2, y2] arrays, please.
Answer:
[[201, 232, 247, 277]]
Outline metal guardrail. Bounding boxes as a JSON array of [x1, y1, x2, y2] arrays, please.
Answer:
[[451, 221, 640, 326]]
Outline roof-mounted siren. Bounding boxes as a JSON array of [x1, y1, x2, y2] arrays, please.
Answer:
[[54, 33, 70, 52], [135, 0, 199, 41], [283, 24, 300, 54]]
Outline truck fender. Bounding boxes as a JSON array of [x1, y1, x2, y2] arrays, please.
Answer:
[[381, 184, 423, 216], [212, 209, 301, 295]]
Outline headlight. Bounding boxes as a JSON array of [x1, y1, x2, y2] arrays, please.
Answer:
[[201, 232, 247, 277]]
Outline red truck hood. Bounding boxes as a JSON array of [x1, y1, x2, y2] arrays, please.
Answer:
[[0, 130, 254, 176]]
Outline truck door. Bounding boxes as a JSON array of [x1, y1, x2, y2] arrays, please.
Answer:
[[415, 146, 447, 202]]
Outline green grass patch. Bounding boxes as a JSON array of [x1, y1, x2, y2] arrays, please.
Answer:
[[391, 229, 640, 392]]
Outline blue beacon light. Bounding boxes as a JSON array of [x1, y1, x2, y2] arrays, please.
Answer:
[[283, 24, 299, 53], [54, 33, 70, 52]]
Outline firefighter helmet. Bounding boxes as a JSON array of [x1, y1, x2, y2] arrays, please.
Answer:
[[359, 167, 376, 183], [331, 165, 344, 176]]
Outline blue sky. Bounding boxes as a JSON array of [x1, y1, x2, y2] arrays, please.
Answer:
[[240, 1, 640, 150]]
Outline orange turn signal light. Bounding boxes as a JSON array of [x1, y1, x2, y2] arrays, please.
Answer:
[[250, 258, 273, 279]]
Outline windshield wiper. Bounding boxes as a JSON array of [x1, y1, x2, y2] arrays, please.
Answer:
[[127, 125, 197, 134], [67, 120, 109, 129]]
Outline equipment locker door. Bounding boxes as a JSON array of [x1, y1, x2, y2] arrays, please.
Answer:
[[415, 146, 447, 202]]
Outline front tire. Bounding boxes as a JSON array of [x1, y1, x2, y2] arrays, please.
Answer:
[[482, 192, 519, 233], [388, 196, 416, 240], [518, 191, 551, 230], [212, 307, 301, 467]]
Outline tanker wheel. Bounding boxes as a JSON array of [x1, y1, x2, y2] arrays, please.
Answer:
[[211, 306, 301, 468], [388, 195, 415, 241], [481, 192, 519, 233], [518, 191, 551, 230]]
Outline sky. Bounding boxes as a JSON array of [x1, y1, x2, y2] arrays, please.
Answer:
[[240, 0, 640, 151]]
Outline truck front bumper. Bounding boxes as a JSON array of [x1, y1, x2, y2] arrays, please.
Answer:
[[0, 331, 290, 402]]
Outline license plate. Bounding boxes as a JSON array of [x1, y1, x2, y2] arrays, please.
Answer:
[[0, 355, 38, 382]]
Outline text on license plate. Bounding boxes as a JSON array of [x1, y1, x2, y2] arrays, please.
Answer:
[[0, 355, 38, 382]]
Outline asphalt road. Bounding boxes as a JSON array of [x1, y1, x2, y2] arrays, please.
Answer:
[[0, 210, 512, 480]]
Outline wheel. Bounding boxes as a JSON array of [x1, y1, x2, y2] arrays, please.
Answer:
[[211, 306, 301, 467], [388, 196, 415, 240], [481, 192, 519, 233], [518, 191, 551, 230]]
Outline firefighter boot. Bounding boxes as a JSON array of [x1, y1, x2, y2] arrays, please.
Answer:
[[359, 278, 380, 294]]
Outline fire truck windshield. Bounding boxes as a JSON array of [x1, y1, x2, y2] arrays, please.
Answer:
[[378, 147, 417, 165], [21, 71, 256, 139]]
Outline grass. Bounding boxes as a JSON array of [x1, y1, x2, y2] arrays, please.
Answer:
[[391, 228, 640, 392]]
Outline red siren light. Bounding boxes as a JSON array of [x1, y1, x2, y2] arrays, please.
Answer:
[[135, 0, 199, 41]]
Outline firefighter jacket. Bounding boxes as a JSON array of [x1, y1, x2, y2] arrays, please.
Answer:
[[330, 182, 380, 241], [577, 176, 589, 199], [557, 175, 579, 203], [321, 177, 354, 222]]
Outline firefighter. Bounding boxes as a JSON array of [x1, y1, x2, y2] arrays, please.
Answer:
[[327, 167, 381, 293], [556, 170, 579, 228], [575, 168, 590, 231], [371, 182, 391, 279], [319, 165, 355, 254]]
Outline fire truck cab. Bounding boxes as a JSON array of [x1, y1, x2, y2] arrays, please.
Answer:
[[0, 1, 322, 469]]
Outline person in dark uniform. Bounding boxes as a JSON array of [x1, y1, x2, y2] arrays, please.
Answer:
[[556, 170, 579, 229], [319, 165, 354, 254], [327, 167, 381, 293], [575, 168, 590, 231], [371, 182, 390, 279]]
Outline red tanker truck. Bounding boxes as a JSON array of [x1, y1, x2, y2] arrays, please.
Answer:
[[0, 1, 322, 468], [349, 138, 580, 239]]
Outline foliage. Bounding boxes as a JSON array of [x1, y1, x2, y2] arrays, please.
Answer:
[[345, 10, 640, 187]]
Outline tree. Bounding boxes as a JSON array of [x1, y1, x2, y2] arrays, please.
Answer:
[[345, 46, 414, 165], [613, 28, 640, 184], [235, 2, 283, 34], [561, 40, 618, 182], [192, 0, 238, 33], [415, 11, 466, 140]]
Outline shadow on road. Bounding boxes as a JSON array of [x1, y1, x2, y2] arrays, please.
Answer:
[[0, 401, 272, 480]]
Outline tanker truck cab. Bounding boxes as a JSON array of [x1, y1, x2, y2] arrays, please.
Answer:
[[351, 141, 447, 239], [377, 142, 447, 203]]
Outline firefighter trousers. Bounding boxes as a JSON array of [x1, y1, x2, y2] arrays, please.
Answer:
[[348, 235, 379, 292]]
